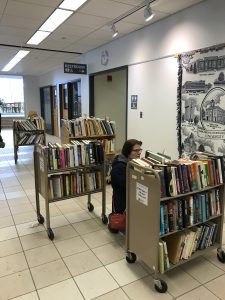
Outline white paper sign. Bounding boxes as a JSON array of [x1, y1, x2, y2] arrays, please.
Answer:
[[136, 182, 148, 206]]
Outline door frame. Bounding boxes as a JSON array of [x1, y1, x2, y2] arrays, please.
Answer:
[[89, 65, 128, 139]]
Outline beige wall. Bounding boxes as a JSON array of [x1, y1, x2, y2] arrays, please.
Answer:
[[94, 69, 127, 152]]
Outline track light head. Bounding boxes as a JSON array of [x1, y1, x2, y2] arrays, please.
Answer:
[[111, 24, 118, 38], [144, 5, 154, 22]]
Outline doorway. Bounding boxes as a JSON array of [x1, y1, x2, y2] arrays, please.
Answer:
[[40, 85, 58, 135], [89, 67, 128, 152]]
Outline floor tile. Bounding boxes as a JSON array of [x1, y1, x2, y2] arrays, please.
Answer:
[[205, 274, 225, 299], [64, 210, 92, 223], [30, 259, 71, 289], [25, 244, 60, 267], [0, 270, 35, 300], [0, 207, 11, 217], [0, 215, 14, 228], [13, 211, 37, 225], [122, 276, 172, 300], [176, 285, 220, 300], [0, 193, 6, 200], [64, 249, 102, 276], [106, 259, 148, 286], [72, 219, 102, 235], [20, 231, 51, 250], [0, 252, 28, 277], [5, 190, 27, 200], [92, 242, 125, 265], [44, 214, 69, 229], [0, 225, 18, 241], [10, 291, 39, 300], [74, 267, 119, 300], [82, 229, 122, 249], [51, 224, 78, 241], [16, 221, 45, 236], [10, 203, 35, 215], [181, 256, 224, 283], [0, 238, 22, 257], [38, 278, 84, 300], [93, 288, 129, 300], [57, 202, 83, 214], [161, 267, 200, 298], [54, 236, 89, 257]]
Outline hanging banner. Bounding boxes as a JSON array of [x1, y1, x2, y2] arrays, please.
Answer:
[[177, 44, 225, 156]]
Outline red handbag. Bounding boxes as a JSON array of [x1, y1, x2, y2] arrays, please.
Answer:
[[108, 196, 126, 232], [108, 212, 126, 231]]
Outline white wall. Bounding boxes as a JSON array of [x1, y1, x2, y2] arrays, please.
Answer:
[[23, 76, 40, 116]]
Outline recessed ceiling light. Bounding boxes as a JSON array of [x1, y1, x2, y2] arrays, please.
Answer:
[[2, 50, 30, 71], [59, 0, 87, 11], [39, 8, 73, 32], [27, 31, 51, 45]]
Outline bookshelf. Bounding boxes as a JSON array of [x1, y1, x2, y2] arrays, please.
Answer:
[[125, 155, 225, 293], [61, 117, 116, 155], [33, 141, 108, 240], [13, 117, 45, 164]]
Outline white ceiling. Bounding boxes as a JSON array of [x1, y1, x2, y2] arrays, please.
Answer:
[[0, 0, 204, 76]]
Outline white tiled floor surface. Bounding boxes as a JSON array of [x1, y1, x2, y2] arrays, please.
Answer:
[[0, 129, 225, 299]]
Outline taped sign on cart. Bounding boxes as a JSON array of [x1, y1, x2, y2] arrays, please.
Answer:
[[136, 182, 148, 206]]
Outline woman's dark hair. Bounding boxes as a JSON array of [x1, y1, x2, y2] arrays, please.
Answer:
[[122, 139, 142, 157]]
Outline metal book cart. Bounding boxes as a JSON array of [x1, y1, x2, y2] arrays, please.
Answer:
[[125, 160, 225, 293], [33, 144, 108, 240], [13, 119, 45, 164]]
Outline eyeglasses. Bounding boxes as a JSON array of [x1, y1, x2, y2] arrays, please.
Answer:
[[132, 148, 143, 152]]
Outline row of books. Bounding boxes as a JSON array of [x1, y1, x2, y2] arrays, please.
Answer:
[[17, 133, 45, 145], [14, 117, 45, 131], [46, 141, 104, 171], [48, 171, 102, 200], [100, 138, 115, 154], [158, 239, 170, 273], [62, 117, 115, 137], [142, 151, 224, 197], [163, 222, 218, 265], [160, 189, 221, 235]]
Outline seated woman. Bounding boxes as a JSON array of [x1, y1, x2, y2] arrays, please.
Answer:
[[111, 139, 142, 213]]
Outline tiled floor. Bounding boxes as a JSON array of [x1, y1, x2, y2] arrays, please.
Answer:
[[0, 129, 225, 300]]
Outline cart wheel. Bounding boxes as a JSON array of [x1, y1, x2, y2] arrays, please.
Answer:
[[88, 203, 94, 212], [108, 224, 119, 234], [102, 215, 108, 224], [217, 249, 225, 263], [37, 214, 45, 224], [47, 228, 54, 240], [126, 252, 136, 263], [154, 279, 168, 293]]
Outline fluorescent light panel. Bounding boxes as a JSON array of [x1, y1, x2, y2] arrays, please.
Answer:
[[27, 31, 50, 45], [39, 8, 73, 32], [59, 0, 87, 11], [2, 50, 30, 71]]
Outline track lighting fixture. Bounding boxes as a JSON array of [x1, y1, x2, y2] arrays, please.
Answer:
[[109, 1, 156, 39], [111, 24, 118, 38], [144, 4, 154, 22]]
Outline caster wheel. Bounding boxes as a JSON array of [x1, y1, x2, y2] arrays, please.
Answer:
[[126, 252, 136, 263], [88, 203, 94, 212], [47, 228, 54, 240], [37, 214, 45, 224], [108, 224, 119, 234], [102, 215, 108, 224], [154, 279, 168, 293], [217, 249, 225, 263]]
